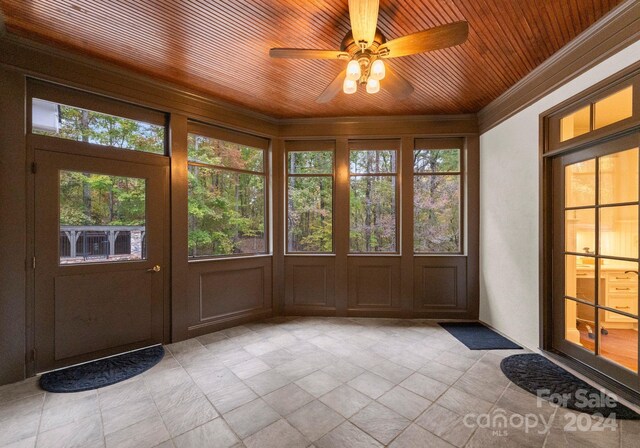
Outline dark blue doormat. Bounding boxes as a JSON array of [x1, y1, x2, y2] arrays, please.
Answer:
[[501, 354, 640, 419], [439, 322, 522, 350], [40, 345, 164, 393]]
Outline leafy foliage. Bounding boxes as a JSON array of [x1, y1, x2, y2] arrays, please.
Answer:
[[287, 151, 333, 252], [60, 171, 146, 226], [349, 150, 397, 252], [34, 100, 164, 154], [188, 135, 266, 257], [189, 134, 263, 171], [288, 177, 333, 252], [413, 149, 461, 253]]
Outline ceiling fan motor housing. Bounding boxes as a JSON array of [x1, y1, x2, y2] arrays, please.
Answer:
[[341, 28, 386, 54], [342, 28, 386, 84]]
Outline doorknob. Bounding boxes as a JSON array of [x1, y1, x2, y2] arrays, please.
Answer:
[[147, 265, 161, 273]]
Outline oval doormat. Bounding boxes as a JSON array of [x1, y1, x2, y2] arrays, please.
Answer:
[[500, 354, 640, 419], [40, 345, 164, 393]]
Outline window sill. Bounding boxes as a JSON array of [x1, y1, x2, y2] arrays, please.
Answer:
[[188, 254, 272, 263], [284, 253, 336, 257]]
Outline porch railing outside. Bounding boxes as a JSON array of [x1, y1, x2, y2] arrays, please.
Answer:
[[59, 225, 146, 263]]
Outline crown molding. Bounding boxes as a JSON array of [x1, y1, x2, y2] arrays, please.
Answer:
[[478, 0, 640, 134], [0, 32, 478, 139], [278, 113, 477, 125], [0, 33, 281, 136]]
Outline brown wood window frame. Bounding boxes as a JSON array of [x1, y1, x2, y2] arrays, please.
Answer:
[[546, 68, 640, 154], [413, 138, 465, 255], [348, 140, 401, 255], [186, 121, 270, 260], [284, 140, 336, 255]]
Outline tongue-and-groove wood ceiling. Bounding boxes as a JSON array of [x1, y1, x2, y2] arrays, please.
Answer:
[[0, 0, 623, 118]]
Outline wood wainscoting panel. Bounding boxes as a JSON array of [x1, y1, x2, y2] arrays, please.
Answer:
[[200, 267, 265, 320], [285, 257, 336, 312], [187, 257, 272, 335], [414, 257, 468, 314], [348, 257, 401, 310], [54, 271, 153, 361]]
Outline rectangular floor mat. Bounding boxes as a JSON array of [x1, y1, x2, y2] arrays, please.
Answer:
[[439, 322, 522, 350]]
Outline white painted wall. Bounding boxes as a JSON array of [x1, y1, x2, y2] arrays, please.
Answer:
[[479, 41, 640, 351]]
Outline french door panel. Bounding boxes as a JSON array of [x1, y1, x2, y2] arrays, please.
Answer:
[[34, 149, 167, 372], [552, 133, 640, 391]]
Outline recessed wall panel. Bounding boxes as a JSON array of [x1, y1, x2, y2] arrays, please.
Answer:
[[414, 258, 467, 311], [285, 257, 335, 309], [200, 267, 265, 320], [348, 258, 401, 309]]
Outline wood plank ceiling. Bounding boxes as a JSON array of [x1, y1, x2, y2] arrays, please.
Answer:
[[0, 0, 623, 118]]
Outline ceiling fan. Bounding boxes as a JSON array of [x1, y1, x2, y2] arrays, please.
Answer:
[[269, 0, 469, 103]]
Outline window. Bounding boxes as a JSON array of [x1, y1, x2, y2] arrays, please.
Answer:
[[414, 142, 462, 253], [559, 85, 634, 142], [187, 127, 268, 258], [32, 98, 165, 154], [59, 171, 146, 264], [349, 143, 398, 253], [560, 105, 590, 142], [286, 146, 334, 253]]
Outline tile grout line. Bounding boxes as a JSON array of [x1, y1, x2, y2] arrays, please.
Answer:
[[31, 392, 46, 448]]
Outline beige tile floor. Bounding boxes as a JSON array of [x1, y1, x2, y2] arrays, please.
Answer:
[[0, 316, 639, 448]]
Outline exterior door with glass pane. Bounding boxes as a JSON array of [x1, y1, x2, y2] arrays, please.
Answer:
[[553, 132, 640, 391], [34, 149, 167, 372]]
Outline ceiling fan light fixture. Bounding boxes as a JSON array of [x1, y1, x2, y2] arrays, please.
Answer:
[[346, 60, 362, 81], [366, 78, 380, 94], [370, 59, 385, 80], [343, 78, 358, 94]]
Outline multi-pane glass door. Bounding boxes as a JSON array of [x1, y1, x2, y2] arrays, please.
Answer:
[[553, 133, 640, 390]]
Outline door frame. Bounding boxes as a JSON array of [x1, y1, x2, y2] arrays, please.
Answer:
[[26, 134, 171, 375], [549, 133, 640, 391], [540, 63, 640, 401]]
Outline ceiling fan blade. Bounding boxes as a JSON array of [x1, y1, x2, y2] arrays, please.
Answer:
[[378, 21, 469, 58], [316, 69, 347, 103], [383, 66, 414, 100], [269, 48, 350, 60], [348, 0, 379, 48]]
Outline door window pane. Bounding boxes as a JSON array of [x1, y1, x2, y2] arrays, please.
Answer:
[[565, 299, 595, 353], [565, 208, 595, 254], [350, 176, 397, 252], [599, 147, 639, 205], [414, 175, 460, 253], [33, 99, 165, 154], [600, 259, 638, 317], [598, 309, 638, 373], [599, 205, 638, 259], [560, 106, 591, 142], [565, 159, 596, 207], [565, 255, 595, 303], [594, 86, 633, 130], [413, 149, 460, 173], [188, 134, 263, 172], [287, 177, 333, 252], [188, 166, 265, 257], [59, 171, 146, 264]]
